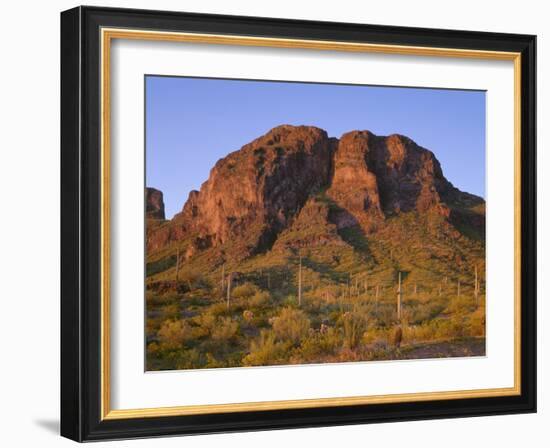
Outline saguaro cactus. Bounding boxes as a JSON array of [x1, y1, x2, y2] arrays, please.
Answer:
[[226, 272, 232, 309], [175, 248, 180, 282], [474, 265, 479, 305], [298, 256, 302, 306], [397, 271, 403, 320]]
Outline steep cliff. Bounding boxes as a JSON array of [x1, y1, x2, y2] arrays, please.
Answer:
[[146, 125, 484, 265]]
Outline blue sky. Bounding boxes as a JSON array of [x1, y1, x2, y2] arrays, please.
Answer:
[[146, 76, 486, 219]]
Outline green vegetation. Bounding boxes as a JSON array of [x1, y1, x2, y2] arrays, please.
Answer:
[[145, 208, 485, 371]]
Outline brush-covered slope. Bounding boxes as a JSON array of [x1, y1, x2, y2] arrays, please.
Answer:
[[145, 125, 486, 370]]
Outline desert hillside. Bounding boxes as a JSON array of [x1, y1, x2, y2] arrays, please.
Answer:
[[145, 125, 485, 371]]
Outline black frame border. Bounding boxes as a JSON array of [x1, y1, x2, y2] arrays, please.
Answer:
[[61, 6, 536, 442]]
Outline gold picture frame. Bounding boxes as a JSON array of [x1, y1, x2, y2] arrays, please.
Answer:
[[61, 6, 536, 441]]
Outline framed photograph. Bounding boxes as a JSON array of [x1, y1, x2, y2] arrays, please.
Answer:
[[60, 6, 536, 442]]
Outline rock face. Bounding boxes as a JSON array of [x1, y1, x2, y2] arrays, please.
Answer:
[[168, 125, 336, 256], [146, 187, 165, 220], [326, 131, 468, 232], [146, 125, 484, 259], [327, 131, 385, 232]]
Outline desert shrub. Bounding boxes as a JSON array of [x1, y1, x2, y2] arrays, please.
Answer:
[[369, 305, 395, 328], [232, 282, 259, 299], [242, 330, 289, 366], [146, 255, 176, 277], [146, 290, 177, 306], [147, 342, 160, 355], [405, 300, 446, 325], [326, 308, 340, 322], [178, 270, 205, 290], [249, 290, 270, 307], [318, 326, 341, 353], [173, 348, 205, 370], [366, 339, 393, 360], [157, 319, 192, 349], [211, 317, 239, 342], [446, 295, 477, 314], [185, 288, 213, 306], [186, 322, 209, 340], [203, 353, 221, 368], [271, 307, 310, 344], [405, 320, 444, 342], [283, 294, 298, 306], [193, 312, 217, 332], [296, 325, 340, 361], [203, 352, 244, 369], [161, 302, 180, 320], [402, 323, 435, 343], [402, 312, 484, 343], [207, 302, 230, 317], [296, 335, 324, 360], [362, 327, 391, 346], [468, 308, 486, 336], [340, 311, 368, 349], [335, 348, 363, 363], [146, 316, 162, 337], [444, 314, 468, 338]]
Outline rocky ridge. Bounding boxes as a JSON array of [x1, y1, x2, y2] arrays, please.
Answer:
[[146, 125, 484, 262]]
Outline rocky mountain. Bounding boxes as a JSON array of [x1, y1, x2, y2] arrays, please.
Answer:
[[145, 125, 487, 371], [146, 187, 165, 220], [146, 125, 484, 269]]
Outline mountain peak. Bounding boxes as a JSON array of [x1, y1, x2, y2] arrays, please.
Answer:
[[146, 126, 484, 261]]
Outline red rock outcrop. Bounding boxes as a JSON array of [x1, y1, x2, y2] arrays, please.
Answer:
[[327, 131, 464, 232], [327, 131, 385, 232], [145, 187, 165, 220], [146, 125, 484, 259], [168, 125, 336, 256]]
